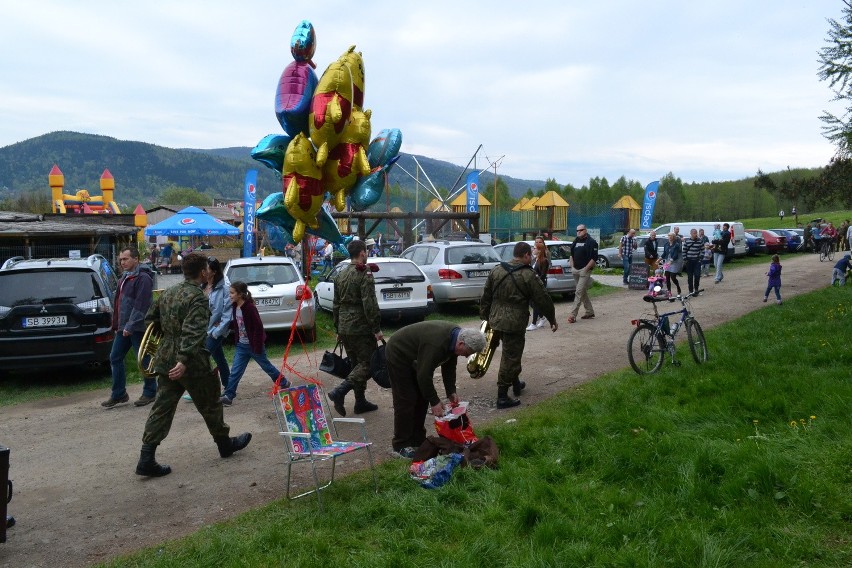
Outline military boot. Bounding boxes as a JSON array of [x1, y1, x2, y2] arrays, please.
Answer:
[[512, 379, 526, 397], [496, 386, 521, 409], [327, 381, 353, 416], [135, 443, 172, 477], [353, 392, 378, 414], [216, 432, 253, 458]]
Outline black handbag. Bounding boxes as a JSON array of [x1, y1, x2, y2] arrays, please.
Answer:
[[370, 339, 391, 388], [319, 340, 351, 379]]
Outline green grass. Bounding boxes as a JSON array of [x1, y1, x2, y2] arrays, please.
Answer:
[[98, 286, 851, 568], [737, 209, 851, 230]]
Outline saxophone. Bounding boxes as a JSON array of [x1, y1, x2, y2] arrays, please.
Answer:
[[137, 322, 162, 379], [467, 320, 497, 379]]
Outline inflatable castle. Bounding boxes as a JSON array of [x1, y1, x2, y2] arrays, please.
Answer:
[[49, 164, 121, 214]]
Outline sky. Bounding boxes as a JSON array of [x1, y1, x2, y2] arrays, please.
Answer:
[[0, 0, 845, 188]]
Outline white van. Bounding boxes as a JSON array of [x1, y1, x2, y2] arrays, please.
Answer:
[[651, 221, 747, 258]]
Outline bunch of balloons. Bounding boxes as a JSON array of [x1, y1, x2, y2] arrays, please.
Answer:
[[253, 20, 403, 249]]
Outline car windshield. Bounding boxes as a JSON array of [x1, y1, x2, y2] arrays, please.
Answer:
[[446, 245, 499, 264], [228, 263, 300, 286], [0, 269, 104, 307], [372, 262, 425, 283]]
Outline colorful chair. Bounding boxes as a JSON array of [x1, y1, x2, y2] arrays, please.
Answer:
[[274, 383, 378, 506]]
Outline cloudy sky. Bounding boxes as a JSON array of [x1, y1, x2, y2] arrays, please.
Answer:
[[0, 1, 843, 187]]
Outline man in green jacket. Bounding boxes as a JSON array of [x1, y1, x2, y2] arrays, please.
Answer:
[[328, 239, 384, 416], [385, 321, 487, 458], [135, 252, 251, 477], [480, 241, 558, 409]]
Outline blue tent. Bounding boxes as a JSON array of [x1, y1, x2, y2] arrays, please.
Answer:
[[144, 206, 240, 237]]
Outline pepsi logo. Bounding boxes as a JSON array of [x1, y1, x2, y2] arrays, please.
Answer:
[[179, 218, 196, 225], [470, 183, 478, 191], [248, 183, 256, 198], [648, 191, 656, 199]]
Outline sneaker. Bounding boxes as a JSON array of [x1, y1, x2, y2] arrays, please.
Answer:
[[133, 395, 155, 407], [762, 297, 768, 303], [535, 318, 546, 328], [220, 396, 233, 407], [390, 447, 416, 459], [182, 393, 193, 402], [776, 300, 782, 305], [275, 374, 291, 388], [101, 393, 130, 408], [525, 323, 537, 331]]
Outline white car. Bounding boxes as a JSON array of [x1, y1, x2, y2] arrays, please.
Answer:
[[315, 257, 434, 322], [224, 256, 317, 341]]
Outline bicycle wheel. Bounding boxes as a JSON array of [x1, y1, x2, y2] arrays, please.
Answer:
[[686, 318, 708, 364], [628, 323, 665, 374], [820, 246, 827, 262], [828, 247, 835, 261]]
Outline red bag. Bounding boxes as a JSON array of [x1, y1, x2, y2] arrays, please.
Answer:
[[434, 403, 477, 445]]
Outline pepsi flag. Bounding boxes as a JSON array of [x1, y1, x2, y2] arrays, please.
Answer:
[[242, 170, 258, 257], [640, 181, 660, 230]]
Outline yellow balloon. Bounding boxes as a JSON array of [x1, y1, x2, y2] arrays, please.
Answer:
[[282, 133, 328, 242], [323, 109, 373, 211]]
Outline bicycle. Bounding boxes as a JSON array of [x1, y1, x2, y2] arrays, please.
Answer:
[[819, 238, 835, 262], [627, 289, 708, 374]]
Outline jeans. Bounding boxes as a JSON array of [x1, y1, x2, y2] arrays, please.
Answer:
[[206, 334, 230, 387], [621, 257, 631, 284], [223, 342, 281, 400], [110, 330, 156, 400], [832, 268, 847, 286], [764, 284, 782, 300], [713, 252, 725, 282], [685, 259, 701, 293]]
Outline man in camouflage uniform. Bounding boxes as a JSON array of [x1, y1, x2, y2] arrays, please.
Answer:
[[327, 239, 384, 416], [135, 253, 251, 477], [480, 241, 558, 409]]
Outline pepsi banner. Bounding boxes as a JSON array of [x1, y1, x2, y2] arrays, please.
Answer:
[[640, 180, 660, 230], [242, 170, 258, 257], [466, 171, 479, 213]]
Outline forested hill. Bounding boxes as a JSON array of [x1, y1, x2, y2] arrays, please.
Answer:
[[0, 131, 546, 208]]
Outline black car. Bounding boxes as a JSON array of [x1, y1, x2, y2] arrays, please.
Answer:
[[0, 255, 118, 371]]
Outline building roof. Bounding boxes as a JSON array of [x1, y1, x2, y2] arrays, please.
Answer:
[[533, 190, 569, 208], [611, 195, 641, 210], [146, 204, 240, 222], [449, 192, 492, 207], [0, 211, 139, 237], [511, 197, 529, 212]]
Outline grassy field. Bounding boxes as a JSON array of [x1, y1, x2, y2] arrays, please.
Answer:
[[96, 286, 851, 567]]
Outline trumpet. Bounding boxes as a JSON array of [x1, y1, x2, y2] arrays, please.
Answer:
[[467, 320, 497, 379], [137, 322, 162, 379]]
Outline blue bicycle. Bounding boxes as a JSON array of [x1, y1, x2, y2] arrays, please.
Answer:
[[628, 289, 708, 374]]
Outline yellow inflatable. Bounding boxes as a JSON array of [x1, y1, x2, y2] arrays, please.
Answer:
[[282, 133, 329, 242], [340, 45, 365, 112], [323, 109, 373, 211], [308, 52, 353, 158]]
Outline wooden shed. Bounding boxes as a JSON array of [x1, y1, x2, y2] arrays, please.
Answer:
[[449, 193, 491, 232], [533, 190, 569, 232], [611, 195, 641, 231]]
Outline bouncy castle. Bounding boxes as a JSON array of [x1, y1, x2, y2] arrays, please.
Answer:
[[49, 164, 121, 214]]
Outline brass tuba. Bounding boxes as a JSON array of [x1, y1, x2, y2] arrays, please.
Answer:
[[467, 320, 498, 379], [137, 322, 162, 379]]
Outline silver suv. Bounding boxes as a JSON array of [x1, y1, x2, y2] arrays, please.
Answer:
[[0, 255, 118, 371], [400, 241, 500, 304]]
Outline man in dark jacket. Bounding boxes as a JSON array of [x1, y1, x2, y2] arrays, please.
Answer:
[[644, 230, 659, 273], [327, 239, 384, 416], [712, 222, 731, 283], [135, 252, 251, 477], [102, 246, 156, 408], [385, 321, 486, 458], [480, 241, 558, 409], [568, 224, 598, 323]]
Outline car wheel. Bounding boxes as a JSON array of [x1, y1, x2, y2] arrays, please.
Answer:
[[596, 256, 609, 269]]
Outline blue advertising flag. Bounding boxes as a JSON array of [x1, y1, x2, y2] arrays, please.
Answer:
[[466, 171, 479, 213], [242, 170, 258, 257], [640, 181, 660, 230]]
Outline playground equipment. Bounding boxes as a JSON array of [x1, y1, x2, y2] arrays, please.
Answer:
[[49, 165, 121, 214]]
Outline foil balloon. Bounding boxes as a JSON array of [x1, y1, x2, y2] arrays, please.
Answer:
[[264, 222, 294, 251], [366, 128, 403, 169], [340, 45, 365, 111], [323, 109, 372, 211], [290, 20, 316, 67], [251, 133, 291, 173], [257, 192, 350, 250], [283, 132, 328, 242], [309, 51, 354, 157], [350, 155, 400, 211], [275, 60, 318, 138]]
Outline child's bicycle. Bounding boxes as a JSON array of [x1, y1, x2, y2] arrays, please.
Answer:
[[819, 238, 835, 262], [627, 289, 708, 374]]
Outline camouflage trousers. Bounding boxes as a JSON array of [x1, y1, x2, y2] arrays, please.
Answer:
[[339, 333, 377, 395], [492, 330, 525, 389], [142, 370, 230, 446]]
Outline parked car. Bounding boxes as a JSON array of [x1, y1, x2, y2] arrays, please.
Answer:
[[315, 257, 434, 322], [743, 232, 768, 255], [596, 235, 664, 269], [746, 230, 787, 254], [770, 229, 803, 252], [224, 256, 316, 341], [399, 241, 500, 303], [0, 254, 118, 371], [652, 221, 748, 258], [493, 240, 576, 299]]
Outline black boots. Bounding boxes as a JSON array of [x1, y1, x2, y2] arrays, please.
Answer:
[[496, 386, 520, 409], [327, 381, 354, 416], [216, 433, 252, 458], [512, 379, 526, 397], [135, 443, 172, 477], [353, 392, 378, 414]]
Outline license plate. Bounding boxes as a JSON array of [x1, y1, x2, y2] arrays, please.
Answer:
[[255, 298, 281, 307], [382, 291, 411, 301], [467, 270, 490, 278], [23, 315, 67, 327]]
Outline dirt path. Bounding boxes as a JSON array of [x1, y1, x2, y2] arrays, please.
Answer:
[[0, 254, 832, 567]]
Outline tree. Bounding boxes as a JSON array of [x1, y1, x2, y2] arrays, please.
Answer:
[[818, 0, 852, 155], [158, 185, 212, 206]]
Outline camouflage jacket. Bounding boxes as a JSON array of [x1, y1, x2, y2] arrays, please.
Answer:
[[144, 279, 212, 378], [479, 259, 555, 332], [333, 263, 381, 335]]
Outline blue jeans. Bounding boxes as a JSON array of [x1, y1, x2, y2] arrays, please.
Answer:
[[622, 257, 631, 284], [713, 252, 725, 282], [223, 342, 281, 400], [110, 330, 157, 399], [206, 334, 230, 387]]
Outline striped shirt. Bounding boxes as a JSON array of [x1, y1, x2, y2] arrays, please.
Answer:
[[682, 237, 704, 261]]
